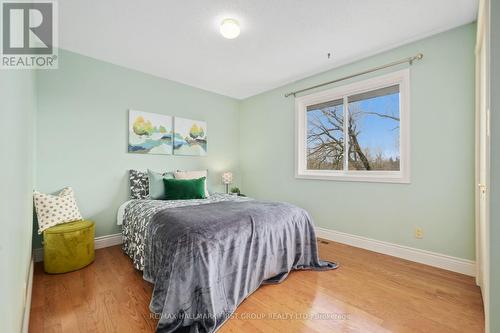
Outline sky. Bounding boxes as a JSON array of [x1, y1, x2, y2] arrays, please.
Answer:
[[350, 92, 400, 159]]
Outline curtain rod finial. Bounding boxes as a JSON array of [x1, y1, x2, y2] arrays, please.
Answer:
[[409, 53, 424, 65]]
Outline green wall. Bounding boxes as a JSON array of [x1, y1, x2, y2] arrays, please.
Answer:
[[34, 49, 241, 247], [0, 70, 37, 332], [239, 24, 476, 260], [489, 1, 499, 331]]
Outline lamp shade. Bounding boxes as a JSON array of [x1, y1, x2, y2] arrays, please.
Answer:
[[222, 172, 233, 184]]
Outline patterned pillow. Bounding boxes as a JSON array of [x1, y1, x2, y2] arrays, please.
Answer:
[[129, 170, 149, 199], [34, 187, 83, 234]]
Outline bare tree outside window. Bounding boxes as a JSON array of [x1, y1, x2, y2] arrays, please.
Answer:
[[307, 99, 344, 170], [307, 85, 400, 171]]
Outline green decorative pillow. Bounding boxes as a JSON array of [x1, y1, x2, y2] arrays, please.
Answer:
[[163, 177, 207, 200], [148, 169, 174, 200]]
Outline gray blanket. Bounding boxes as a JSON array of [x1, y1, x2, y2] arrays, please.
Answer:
[[143, 200, 337, 333]]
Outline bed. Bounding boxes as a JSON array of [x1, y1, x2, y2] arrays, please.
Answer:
[[118, 193, 337, 333]]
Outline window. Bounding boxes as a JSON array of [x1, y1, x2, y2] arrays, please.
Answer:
[[295, 69, 410, 183]]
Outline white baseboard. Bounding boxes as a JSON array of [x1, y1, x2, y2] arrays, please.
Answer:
[[21, 258, 34, 333], [32, 228, 475, 276], [94, 233, 123, 249], [33, 233, 123, 263], [316, 227, 476, 277]]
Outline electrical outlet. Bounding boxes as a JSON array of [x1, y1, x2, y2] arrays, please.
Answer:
[[415, 227, 423, 239]]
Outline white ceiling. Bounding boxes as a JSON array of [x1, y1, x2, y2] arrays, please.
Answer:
[[59, 0, 478, 99]]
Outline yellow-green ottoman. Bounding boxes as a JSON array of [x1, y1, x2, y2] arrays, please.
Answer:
[[43, 220, 95, 274]]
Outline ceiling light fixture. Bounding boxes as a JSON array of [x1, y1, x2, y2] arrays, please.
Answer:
[[220, 18, 240, 39]]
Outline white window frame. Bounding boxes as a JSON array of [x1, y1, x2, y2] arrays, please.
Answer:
[[295, 69, 410, 183]]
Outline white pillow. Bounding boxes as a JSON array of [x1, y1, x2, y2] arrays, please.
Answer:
[[173, 170, 210, 197], [34, 187, 83, 234]]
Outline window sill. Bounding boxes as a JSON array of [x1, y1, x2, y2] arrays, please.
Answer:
[[295, 171, 410, 184]]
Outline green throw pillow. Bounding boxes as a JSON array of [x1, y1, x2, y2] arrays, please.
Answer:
[[148, 169, 174, 200], [163, 177, 207, 200]]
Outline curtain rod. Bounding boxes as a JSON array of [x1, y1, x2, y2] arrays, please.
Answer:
[[284, 53, 423, 98]]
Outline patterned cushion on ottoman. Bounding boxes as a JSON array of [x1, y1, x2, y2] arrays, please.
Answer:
[[34, 187, 83, 234]]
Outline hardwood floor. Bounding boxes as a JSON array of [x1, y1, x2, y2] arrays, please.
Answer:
[[29, 240, 484, 333]]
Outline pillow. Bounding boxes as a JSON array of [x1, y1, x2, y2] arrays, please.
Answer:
[[173, 170, 209, 197], [129, 170, 149, 199], [147, 169, 174, 200], [163, 177, 207, 200], [34, 187, 83, 234]]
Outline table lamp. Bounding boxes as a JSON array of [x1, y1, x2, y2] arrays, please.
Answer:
[[222, 172, 233, 194]]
